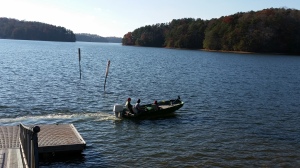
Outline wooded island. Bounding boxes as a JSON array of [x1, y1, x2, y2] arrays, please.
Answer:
[[122, 8, 300, 54]]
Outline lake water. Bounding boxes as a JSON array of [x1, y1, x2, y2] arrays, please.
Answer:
[[0, 39, 300, 167]]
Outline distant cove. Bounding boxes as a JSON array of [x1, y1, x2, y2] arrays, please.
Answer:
[[75, 33, 122, 43]]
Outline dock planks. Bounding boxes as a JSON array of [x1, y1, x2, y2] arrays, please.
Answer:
[[0, 126, 23, 167], [38, 124, 86, 153], [0, 126, 20, 149]]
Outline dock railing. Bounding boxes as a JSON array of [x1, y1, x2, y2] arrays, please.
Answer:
[[19, 124, 40, 168]]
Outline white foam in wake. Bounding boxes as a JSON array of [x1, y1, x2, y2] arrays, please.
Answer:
[[0, 111, 119, 125]]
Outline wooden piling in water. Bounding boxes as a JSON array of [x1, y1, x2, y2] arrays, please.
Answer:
[[78, 48, 82, 79], [104, 60, 110, 91]]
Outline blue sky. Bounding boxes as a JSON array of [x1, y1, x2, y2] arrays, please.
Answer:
[[0, 0, 299, 37]]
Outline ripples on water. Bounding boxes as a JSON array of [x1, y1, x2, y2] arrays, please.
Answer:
[[0, 39, 300, 167]]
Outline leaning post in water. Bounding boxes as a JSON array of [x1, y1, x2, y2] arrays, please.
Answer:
[[78, 48, 82, 79], [104, 60, 110, 91]]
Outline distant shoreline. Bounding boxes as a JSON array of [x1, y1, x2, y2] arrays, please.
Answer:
[[200, 49, 300, 56], [200, 49, 253, 54], [163, 46, 299, 56]]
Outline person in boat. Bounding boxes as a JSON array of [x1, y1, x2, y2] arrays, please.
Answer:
[[153, 100, 161, 111], [134, 99, 143, 114], [172, 96, 181, 104], [125, 98, 134, 114]]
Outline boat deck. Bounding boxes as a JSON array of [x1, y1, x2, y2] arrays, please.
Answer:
[[159, 105, 172, 109], [0, 124, 86, 167]]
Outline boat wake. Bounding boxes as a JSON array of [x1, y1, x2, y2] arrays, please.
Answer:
[[0, 111, 118, 126]]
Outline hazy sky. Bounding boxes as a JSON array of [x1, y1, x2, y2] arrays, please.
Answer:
[[0, 0, 299, 37]]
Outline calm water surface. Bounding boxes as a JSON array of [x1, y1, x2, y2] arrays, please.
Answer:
[[0, 39, 300, 167]]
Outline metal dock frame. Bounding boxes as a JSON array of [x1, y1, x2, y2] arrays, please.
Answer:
[[0, 123, 86, 168], [19, 124, 40, 168]]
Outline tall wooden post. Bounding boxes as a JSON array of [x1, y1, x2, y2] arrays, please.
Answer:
[[78, 48, 82, 79], [104, 60, 110, 91]]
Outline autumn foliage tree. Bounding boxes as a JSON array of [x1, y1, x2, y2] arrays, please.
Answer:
[[122, 18, 207, 49], [122, 32, 134, 45], [164, 18, 207, 49], [203, 8, 300, 53], [123, 24, 166, 47]]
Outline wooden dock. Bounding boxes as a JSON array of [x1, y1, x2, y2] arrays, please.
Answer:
[[38, 124, 86, 153], [0, 125, 22, 167], [0, 124, 86, 167]]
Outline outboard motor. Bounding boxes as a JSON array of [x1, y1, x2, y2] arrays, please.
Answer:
[[113, 104, 124, 118]]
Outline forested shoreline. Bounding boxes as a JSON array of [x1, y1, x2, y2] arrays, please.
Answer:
[[0, 18, 76, 42], [122, 8, 300, 54], [0, 18, 122, 43]]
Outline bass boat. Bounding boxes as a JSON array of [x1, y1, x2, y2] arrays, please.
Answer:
[[113, 97, 184, 119]]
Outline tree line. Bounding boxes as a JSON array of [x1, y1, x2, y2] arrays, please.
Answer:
[[122, 8, 300, 54], [0, 17, 76, 42], [76, 33, 108, 42], [76, 33, 122, 43]]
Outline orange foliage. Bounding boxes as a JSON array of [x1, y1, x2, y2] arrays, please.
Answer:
[[223, 16, 233, 24], [259, 9, 275, 16]]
